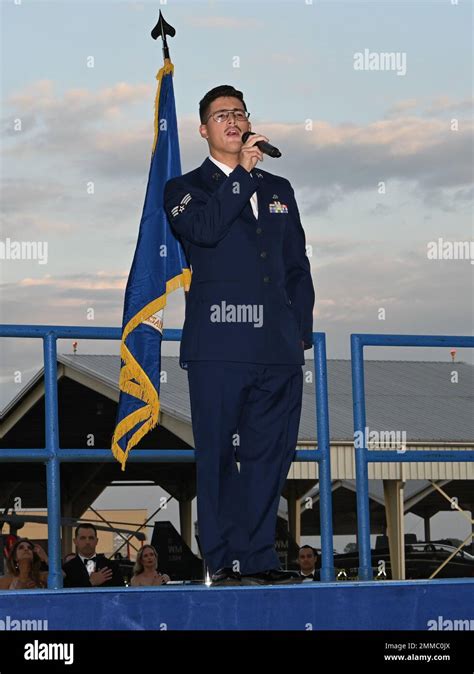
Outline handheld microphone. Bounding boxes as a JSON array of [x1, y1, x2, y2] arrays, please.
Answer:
[[241, 131, 282, 158]]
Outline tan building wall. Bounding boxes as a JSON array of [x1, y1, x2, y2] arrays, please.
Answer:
[[287, 444, 474, 480], [15, 509, 149, 559]]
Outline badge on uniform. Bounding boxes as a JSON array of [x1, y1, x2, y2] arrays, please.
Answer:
[[269, 200, 288, 214], [171, 193, 192, 217]]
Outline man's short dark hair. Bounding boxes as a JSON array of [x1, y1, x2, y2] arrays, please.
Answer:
[[298, 545, 317, 557], [199, 85, 247, 124], [74, 523, 98, 538]]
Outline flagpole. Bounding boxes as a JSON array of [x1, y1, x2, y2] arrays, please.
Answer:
[[111, 10, 190, 469], [151, 9, 176, 64], [151, 9, 188, 309]]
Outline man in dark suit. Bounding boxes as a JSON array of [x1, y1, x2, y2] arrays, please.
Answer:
[[297, 545, 321, 581], [63, 524, 124, 588], [164, 85, 315, 586]]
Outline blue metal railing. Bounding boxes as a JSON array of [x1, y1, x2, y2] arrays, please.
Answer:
[[0, 324, 335, 587], [351, 333, 474, 581]]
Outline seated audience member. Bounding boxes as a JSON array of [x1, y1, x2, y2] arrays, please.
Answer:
[[60, 552, 77, 579], [297, 545, 321, 581], [130, 545, 170, 587], [63, 523, 124, 588], [62, 552, 76, 567], [0, 538, 48, 589]]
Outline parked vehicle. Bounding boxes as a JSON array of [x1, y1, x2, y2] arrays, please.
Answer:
[[334, 542, 474, 580]]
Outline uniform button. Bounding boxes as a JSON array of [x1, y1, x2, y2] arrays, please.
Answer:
[[256, 227, 262, 234], [263, 275, 270, 283], [260, 251, 267, 258]]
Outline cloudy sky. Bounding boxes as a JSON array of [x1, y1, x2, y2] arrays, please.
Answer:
[[1, 0, 473, 405], [1, 0, 472, 548]]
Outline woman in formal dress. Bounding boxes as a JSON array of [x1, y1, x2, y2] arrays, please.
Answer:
[[130, 544, 170, 587], [0, 538, 48, 589]]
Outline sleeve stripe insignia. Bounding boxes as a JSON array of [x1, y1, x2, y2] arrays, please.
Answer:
[[171, 193, 192, 217]]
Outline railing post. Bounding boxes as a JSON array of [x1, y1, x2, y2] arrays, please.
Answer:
[[351, 334, 373, 581], [314, 332, 335, 581], [43, 332, 62, 589]]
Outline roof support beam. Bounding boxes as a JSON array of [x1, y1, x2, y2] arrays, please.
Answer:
[[383, 479, 406, 580]]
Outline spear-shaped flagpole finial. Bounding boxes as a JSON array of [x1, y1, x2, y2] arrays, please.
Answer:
[[151, 9, 176, 62]]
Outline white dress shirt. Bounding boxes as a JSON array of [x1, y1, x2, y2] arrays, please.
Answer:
[[78, 554, 96, 575], [300, 570, 316, 582], [208, 154, 259, 219]]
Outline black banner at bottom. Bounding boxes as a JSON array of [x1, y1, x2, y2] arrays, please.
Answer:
[[0, 630, 471, 670]]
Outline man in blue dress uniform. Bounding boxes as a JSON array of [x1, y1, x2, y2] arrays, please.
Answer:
[[164, 85, 315, 586]]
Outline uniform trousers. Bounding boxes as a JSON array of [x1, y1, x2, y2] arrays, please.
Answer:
[[186, 360, 303, 575]]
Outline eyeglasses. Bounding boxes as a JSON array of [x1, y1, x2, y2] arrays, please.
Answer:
[[205, 108, 250, 124]]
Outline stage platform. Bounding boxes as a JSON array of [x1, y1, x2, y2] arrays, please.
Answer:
[[1, 579, 473, 631]]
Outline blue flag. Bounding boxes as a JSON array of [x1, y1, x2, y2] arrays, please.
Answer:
[[112, 62, 190, 470]]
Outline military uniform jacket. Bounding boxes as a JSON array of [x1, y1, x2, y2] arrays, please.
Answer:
[[164, 158, 315, 368]]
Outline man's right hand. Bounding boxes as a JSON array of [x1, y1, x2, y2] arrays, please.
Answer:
[[238, 134, 269, 173], [89, 567, 113, 586]]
